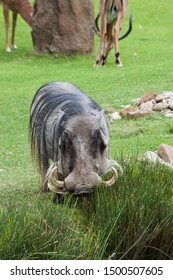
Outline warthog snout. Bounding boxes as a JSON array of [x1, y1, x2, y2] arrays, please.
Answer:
[[46, 165, 119, 195], [64, 171, 102, 194]]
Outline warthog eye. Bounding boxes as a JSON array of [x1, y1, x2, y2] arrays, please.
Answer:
[[95, 129, 107, 154], [61, 130, 71, 152], [61, 130, 75, 172]]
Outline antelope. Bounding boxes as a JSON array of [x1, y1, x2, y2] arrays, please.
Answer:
[[94, 0, 132, 67], [0, 0, 33, 52]]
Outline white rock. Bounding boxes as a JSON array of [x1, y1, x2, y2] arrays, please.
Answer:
[[162, 91, 173, 98], [144, 151, 173, 169], [164, 113, 173, 118], [139, 100, 155, 112], [120, 104, 131, 108], [155, 93, 169, 102], [168, 99, 173, 110], [110, 112, 122, 121], [153, 100, 168, 111], [132, 98, 141, 103]]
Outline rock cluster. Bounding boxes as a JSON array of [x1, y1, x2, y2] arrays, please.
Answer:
[[144, 144, 173, 169], [120, 91, 173, 118]]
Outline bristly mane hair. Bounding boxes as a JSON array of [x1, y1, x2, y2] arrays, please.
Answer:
[[29, 82, 102, 176]]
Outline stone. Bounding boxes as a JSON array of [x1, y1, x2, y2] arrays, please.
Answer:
[[32, 0, 94, 54], [132, 98, 140, 103], [162, 109, 172, 114], [139, 100, 155, 112], [168, 99, 173, 110], [158, 144, 173, 165], [120, 105, 136, 117], [163, 91, 173, 99], [127, 109, 154, 118], [136, 93, 157, 106], [144, 151, 161, 164], [144, 151, 173, 169], [164, 113, 173, 118], [105, 107, 116, 114], [124, 91, 173, 120], [110, 112, 121, 121], [120, 104, 131, 108], [155, 93, 169, 102], [162, 109, 173, 116], [153, 100, 168, 111]]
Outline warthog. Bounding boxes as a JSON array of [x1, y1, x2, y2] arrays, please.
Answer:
[[30, 82, 122, 197]]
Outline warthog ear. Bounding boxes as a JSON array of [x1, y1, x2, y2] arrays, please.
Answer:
[[96, 110, 109, 130], [95, 109, 105, 121], [93, 128, 108, 155]]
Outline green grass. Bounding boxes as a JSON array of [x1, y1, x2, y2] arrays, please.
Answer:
[[0, 0, 173, 259], [0, 160, 172, 260]]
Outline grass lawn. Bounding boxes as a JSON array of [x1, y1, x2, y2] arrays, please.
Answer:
[[0, 0, 173, 260]]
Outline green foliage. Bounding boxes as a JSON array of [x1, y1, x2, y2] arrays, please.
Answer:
[[0, 160, 172, 260], [0, 0, 173, 260]]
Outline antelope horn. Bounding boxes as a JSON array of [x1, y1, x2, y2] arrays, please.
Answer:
[[102, 167, 118, 187]]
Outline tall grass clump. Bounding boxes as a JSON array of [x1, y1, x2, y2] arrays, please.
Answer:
[[0, 159, 172, 260], [74, 159, 173, 260], [0, 192, 85, 260]]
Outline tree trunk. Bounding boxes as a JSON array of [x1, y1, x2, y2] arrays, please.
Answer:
[[32, 0, 94, 54]]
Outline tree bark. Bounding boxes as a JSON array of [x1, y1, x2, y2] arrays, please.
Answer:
[[32, 0, 94, 54]]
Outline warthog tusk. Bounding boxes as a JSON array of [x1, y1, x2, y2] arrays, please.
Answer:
[[49, 165, 64, 188], [109, 160, 123, 176], [103, 166, 118, 187], [48, 165, 67, 194], [48, 183, 68, 194]]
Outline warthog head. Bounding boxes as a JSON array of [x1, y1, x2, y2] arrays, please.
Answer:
[[30, 82, 122, 196]]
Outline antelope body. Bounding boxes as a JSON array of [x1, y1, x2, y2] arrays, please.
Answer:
[[1, 0, 33, 52], [95, 0, 132, 67]]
